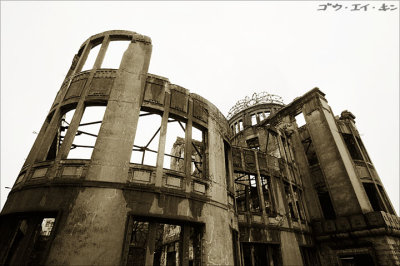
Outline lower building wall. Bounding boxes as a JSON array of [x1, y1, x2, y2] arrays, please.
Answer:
[[317, 235, 400, 266], [280, 231, 303, 266], [1, 186, 238, 265]]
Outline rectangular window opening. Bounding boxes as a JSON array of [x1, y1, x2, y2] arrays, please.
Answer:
[[300, 247, 320, 266], [251, 114, 257, 126], [234, 174, 260, 212], [342, 133, 363, 160], [191, 125, 206, 179], [242, 243, 282, 266], [101, 40, 131, 69], [67, 106, 106, 159], [46, 109, 76, 160], [124, 218, 202, 266], [164, 117, 186, 172], [295, 113, 306, 128], [362, 182, 386, 212], [284, 183, 298, 220], [261, 175, 275, 215], [377, 185, 395, 214], [246, 137, 260, 150], [266, 132, 281, 158], [293, 187, 306, 221], [81, 43, 101, 71], [318, 191, 336, 219], [356, 137, 371, 163], [130, 110, 162, 166], [1, 214, 56, 266]]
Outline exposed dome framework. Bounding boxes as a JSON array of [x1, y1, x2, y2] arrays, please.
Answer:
[[227, 92, 284, 119]]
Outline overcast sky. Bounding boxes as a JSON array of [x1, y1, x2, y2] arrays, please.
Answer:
[[1, 1, 399, 213]]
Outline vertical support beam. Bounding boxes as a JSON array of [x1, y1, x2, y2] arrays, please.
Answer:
[[290, 126, 322, 220], [184, 99, 193, 192], [245, 183, 251, 213], [145, 222, 157, 266], [254, 151, 268, 223], [180, 224, 190, 266], [267, 245, 274, 266], [250, 245, 255, 266], [304, 94, 371, 215], [155, 87, 171, 187], [86, 37, 152, 183], [55, 35, 111, 161], [193, 226, 202, 266]]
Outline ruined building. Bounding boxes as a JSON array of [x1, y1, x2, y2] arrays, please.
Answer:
[[1, 30, 399, 266]]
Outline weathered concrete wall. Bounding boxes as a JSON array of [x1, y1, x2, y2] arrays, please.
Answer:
[[280, 231, 303, 266], [303, 95, 372, 216]]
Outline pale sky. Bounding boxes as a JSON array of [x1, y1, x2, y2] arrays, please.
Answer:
[[1, 1, 399, 213]]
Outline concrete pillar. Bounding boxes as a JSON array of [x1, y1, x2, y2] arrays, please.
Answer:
[[46, 35, 152, 265], [303, 94, 372, 216], [86, 39, 152, 183]]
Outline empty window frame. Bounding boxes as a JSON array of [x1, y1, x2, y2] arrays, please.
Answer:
[[362, 182, 386, 212], [46, 109, 76, 160], [234, 174, 260, 212], [266, 132, 281, 158], [356, 137, 371, 163], [281, 137, 292, 162], [67, 106, 106, 159], [377, 185, 396, 214], [123, 217, 202, 266], [81, 43, 102, 71], [342, 133, 363, 161], [251, 114, 257, 126], [317, 191, 336, 220], [261, 175, 275, 215], [284, 182, 298, 220], [238, 120, 243, 131], [246, 137, 260, 150], [242, 243, 282, 266], [130, 110, 162, 166], [295, 113, 306, 128], [101, 40, 131, 69], [0, 214, 56, 265], [300, 247, 320, 266], [301, 138, 318, 166], [257, 112, 265, 122], [293, 187, 306, 221], [164, 117, 187, 172], [191, 125, 206, 179]]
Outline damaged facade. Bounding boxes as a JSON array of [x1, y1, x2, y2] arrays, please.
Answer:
[[1, 30, 399, 266]]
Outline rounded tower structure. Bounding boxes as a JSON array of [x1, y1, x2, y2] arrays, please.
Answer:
[[1, 31, 238, 266]]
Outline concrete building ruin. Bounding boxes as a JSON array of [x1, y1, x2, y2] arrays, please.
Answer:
[[1, 30, 399, 266]]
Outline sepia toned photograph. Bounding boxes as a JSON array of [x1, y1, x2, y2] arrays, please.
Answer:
[[1, 1, 399, 265]]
